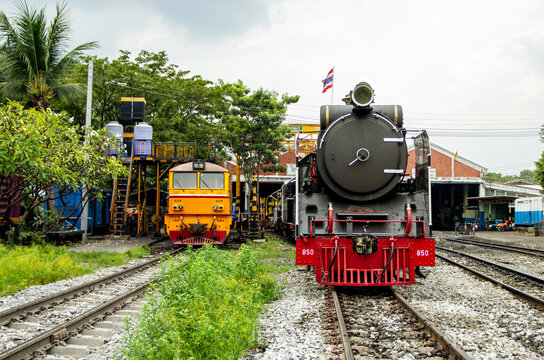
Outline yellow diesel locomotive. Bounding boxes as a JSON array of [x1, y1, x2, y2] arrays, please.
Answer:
[[165, 161, 232, 245]]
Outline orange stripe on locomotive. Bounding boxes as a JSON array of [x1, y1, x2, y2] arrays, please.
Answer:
[[164, 161, 232, 245]]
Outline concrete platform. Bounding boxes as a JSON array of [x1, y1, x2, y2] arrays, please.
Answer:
[[67, 235, 164, 253]]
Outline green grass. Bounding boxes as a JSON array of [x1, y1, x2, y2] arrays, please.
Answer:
[[121, 244, 281, 360], [246, 235, 296, 259], [0, 244, 150, 296], [244, 235, 296, 274], [68, 246, 149, 269]]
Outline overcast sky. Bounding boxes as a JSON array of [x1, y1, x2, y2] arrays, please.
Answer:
[[2, 0, 543, 175]]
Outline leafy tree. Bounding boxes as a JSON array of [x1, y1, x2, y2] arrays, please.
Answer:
[[0, 102, 126, 241], [536, 153, 544, 189], [0, 0, 97, 109], [519, 169, 536, 182], [534, 129, 544, 189], [69, 51, 230, 159], [484, 172, 516, 183], [486, 169, 538, 184], [221, 80, 299, 203]]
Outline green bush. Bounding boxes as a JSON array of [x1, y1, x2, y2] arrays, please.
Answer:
[[121, 244, 280, 360]]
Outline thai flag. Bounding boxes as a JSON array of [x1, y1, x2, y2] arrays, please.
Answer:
[[322, 68, 334, 94]]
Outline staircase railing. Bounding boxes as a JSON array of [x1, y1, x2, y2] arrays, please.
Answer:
[[123, 143, 135, 225]]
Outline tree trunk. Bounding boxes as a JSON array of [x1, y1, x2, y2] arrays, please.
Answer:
[[46, 185, 57, 217]]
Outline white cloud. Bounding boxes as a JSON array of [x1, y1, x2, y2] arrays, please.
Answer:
[[1, 0, 543, 174]]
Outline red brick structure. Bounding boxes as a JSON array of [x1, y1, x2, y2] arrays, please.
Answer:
[[406, 143, 485, 179]]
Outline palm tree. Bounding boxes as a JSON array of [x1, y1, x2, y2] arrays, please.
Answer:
[[0, 0, 98, 109]]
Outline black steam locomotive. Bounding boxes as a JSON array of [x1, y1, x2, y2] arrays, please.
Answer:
[[294, 82, 435, 286]]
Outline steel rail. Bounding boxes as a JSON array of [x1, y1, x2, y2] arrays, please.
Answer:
[[391, 288, 473, 360], [436, 246, 544, 284], [0, 246, 181, 327], [0, 281, 149, 360], [436, 253, 544, 308], [443, 237, 544, 258], [331, 287, 354, 360]]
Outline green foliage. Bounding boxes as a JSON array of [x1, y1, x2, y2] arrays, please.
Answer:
[[519, 169, 537, 182], [69, 50, 230, 160], [484, 169, 537, 184], [484, 172, 517, 183], [0, 0, 98, 109], [121, 244, 280, 360], [0, 102, 127, 233], [0, 244, 149, 296], [535, 152, 544, 189], [221, 80, 299, 192]]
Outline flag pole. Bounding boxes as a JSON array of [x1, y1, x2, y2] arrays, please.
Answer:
[[330, 66, 334, 105]]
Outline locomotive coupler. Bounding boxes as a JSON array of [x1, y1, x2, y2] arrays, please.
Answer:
[[352, 234, 378, 255]]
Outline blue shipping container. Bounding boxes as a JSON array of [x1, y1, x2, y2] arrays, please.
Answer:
[[49, 188, 111, 231], [514, 196, 544, 226]]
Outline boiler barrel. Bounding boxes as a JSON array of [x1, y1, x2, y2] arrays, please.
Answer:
[[320, 105, 404, 130]]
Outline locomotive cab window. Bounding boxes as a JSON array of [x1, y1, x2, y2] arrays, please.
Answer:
[[173, 173, 197, 189], [200, 173, 224, 189]]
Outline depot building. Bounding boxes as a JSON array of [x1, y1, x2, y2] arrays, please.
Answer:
[[225, 142, 541, 231]]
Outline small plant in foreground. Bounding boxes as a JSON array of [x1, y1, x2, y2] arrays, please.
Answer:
[[121, 244, 280, 360]]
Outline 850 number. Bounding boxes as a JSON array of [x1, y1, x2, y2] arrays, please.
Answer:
[[301, 249, 314, 256], [416, 250, 430, 257]]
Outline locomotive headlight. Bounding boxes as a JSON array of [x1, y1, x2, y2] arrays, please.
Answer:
[[213, 205, 218, 211], [173, 205, 178, 210], [351, 82, 374, 108]]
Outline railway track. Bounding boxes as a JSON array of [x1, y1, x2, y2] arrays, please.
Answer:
[[443, 236, 544, 258], [0, 248, 182, 359], [326, 286, 471, 360], [436, 246, 544, 308]]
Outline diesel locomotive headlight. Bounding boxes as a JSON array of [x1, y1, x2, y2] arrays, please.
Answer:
[[350, 82, 374, 108], [173, 205, 178, 210], [213, 205, 218, 211]]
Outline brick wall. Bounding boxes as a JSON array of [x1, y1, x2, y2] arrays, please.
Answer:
[[407, 148, 481, 178]]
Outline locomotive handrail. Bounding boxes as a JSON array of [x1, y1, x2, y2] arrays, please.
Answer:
[[404, 204, 412, 236], [309, 218, 427, 238]]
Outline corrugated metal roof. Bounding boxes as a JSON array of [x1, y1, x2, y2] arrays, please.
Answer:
[[467, 195, 518, 202]]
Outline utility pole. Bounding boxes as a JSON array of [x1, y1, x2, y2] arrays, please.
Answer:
[[81, 58, 93, 242]]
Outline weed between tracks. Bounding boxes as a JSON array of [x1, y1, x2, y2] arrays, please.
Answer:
[[121, 240, 291, 360], [0, 244, 149, 296]]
